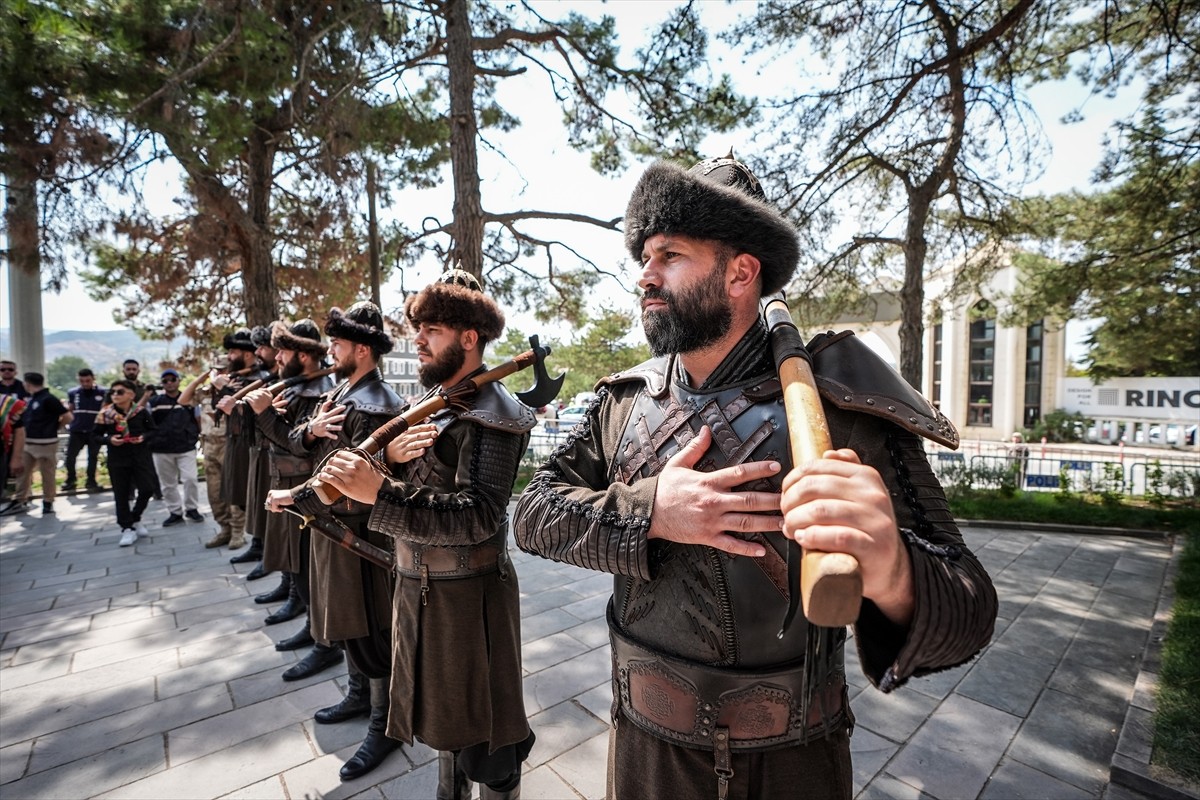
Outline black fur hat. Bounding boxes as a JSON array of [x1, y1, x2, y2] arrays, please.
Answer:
[[222, 328, 256, 352], [250, 325, 273, 348], [324, 301, 394, 355], [623, 155, 799, 295], [270, 319, 327, 355], [405, 268, 505, 346]]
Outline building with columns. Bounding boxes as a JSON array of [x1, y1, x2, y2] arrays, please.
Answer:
[[808, 252, 1068, 443]]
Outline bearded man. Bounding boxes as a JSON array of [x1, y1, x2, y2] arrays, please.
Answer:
[[243, 320, 334, 638], [266, 301, 405, 782], [315, 271, 535, 800], [513, 155, 997, 800], [204, 329, 260, 549]]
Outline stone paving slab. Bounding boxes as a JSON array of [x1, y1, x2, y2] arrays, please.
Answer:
[[0, 493, 1180, 799]]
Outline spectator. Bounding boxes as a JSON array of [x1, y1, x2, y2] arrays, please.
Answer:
[[93, 379, 157, 546], [0, 359, 29, 510], [147, 369, 204, 527], [64, 368, 107, 493], [6, 372, 71, 516]]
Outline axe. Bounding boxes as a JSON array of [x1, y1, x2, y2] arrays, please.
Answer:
[[763, 293, 863, 630], [307, 335, 563, 505]]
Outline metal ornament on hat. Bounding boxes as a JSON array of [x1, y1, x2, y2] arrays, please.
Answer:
[[438, 263, 482, 292]]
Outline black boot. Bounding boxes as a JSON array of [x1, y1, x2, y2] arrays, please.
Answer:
[[275, 621, 315, 651], [339, 678, 401, 781], [480, 777, 522, 800], [255, 572, 290, 604], [244, 561, 273, 581], [437, 750, 475, 800], [281, 643, 341, 682], [230, 537, 263, 564], [315, 670, 371, 724], [265, 574, 305, 625]]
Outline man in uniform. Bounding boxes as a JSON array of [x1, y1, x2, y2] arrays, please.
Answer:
[[216, 329, 266, 552], [266, 301, 405, 781], [513, 155, 998, 800], [64, 368, 107, 493], [243, 320, 333, 637], [179, 355, 239, 549], [316, 272, 535, 799], [222, 326, 278, 580]]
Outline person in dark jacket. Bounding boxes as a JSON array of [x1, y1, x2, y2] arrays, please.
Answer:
[[147, 368, 204, 527], [9, 372, 71, 516], [513, 155, 997, 800], [93, 379, 158, 547], [64, 368, 107, 493], [314, 274, 535, 799], [266, 300, 405, 782]]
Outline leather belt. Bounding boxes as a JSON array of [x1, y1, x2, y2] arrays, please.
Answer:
[[270, 454, 313, 479], [611, 621, 846, 751], [392, 536, 509, 580]]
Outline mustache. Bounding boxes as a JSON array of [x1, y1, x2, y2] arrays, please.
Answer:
[[641, 288, 674, 305]]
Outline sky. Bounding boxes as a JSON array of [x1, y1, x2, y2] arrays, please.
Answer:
[[1, 2, 1143, 360]]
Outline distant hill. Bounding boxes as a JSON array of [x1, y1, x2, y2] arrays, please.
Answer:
[[4, 329, 195, 375]]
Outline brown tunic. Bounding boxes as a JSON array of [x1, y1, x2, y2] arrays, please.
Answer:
[[368, 378, 533, 752], [292, 369, 402, 642]]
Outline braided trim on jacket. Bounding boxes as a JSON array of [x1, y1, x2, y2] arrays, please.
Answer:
[[516, 387, 652, 578], [887, 431, 962, 561]]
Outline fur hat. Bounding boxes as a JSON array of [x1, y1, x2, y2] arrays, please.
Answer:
[[222, 328, 256, 352], [250, 325, 273, 348], [623, 154, 799, 295], [405, 268, 505, 345], [270, 319, 327, 355], [324, 301, 394, 355]]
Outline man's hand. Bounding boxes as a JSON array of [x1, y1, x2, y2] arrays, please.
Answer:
[[215, 395, 238, 415], [109, 435, 127, 447], [316, 450, 384, 504], [265, 488, 296, 513], [306, 401, 347, 440], [780, 449, 913, 625], [244, 388, 273, 414], [384, 423, 438, 465], [647, 426, 782, 558], [211, 371, 231, 390], [270, 392, 288, 414]]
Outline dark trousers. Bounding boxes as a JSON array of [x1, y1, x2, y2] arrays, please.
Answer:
[[64, 430, 101, 485], [608, 709, 852, 800], [109, 453, 158, 529]]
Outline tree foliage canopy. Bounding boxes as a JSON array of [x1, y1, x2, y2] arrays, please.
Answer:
[[1010, 0, 1199, 378]]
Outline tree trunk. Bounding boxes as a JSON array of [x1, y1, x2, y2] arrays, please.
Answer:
[[2, 117, 46, 374], [445, 0, 485, 282], [241, 125, 279, 326], [898, 199, 929, 389]]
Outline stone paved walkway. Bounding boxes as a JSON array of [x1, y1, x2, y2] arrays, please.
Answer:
[[0, 490, 1172, 799]]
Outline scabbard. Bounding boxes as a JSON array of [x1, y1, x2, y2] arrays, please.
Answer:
[[300, 513, 395, 571]]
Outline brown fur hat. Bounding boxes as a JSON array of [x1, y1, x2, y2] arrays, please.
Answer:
[[324, 301, 394, 355], [405, 269, 505, 346], [623, 155, 799, 295], [270, 319, 327, 355]]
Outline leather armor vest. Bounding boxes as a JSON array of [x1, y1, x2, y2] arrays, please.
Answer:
[[610, 371, 812, 670]]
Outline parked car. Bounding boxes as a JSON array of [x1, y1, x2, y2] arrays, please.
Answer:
[[557, 405, 588, 428]]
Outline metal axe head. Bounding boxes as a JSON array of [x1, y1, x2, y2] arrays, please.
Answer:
[[516, 334, 565, 408]]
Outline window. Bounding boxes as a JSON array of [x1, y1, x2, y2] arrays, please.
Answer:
[[1024, 320, 1043, 427], [967, 302, 994, 426]]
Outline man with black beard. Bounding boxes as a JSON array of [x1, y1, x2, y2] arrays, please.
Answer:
[[203, 330, 258, 549], [243, 320, 334, 640], [220, 326, 278, 578], [265, 301, 405, 781], [315, 271, 535, 800], [513, 155, 996, 800]]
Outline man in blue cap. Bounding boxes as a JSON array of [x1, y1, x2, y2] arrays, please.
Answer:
[[147, 368, 204, 527]]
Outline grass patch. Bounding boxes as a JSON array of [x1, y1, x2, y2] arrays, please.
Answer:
[[1154, 531, 1200, 783], [948, 490, 1200, 533]]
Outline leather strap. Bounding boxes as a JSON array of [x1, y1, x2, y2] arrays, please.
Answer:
[[393, 531, 510, 581]]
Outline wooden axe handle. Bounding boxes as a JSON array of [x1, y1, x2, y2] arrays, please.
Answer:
[[778, 356, 863, 627], [765, 296, 862, 627]]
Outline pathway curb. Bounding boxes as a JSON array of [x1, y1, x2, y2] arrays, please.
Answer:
[[1110, 534, 1200, 800]]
